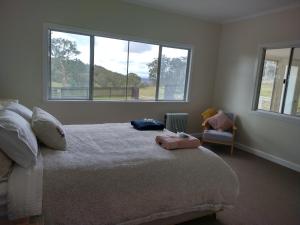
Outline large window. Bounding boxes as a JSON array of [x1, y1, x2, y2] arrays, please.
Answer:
[[47, 27, 191, 101], [255, 46, 300, 117]]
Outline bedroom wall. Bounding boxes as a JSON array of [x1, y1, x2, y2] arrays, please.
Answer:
[[0, 0, 221, 133], [213, 7, 300, 167]]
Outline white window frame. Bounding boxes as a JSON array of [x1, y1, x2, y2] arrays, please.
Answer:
[[43, 23, 193, 103], [252, 40, 300, 122]]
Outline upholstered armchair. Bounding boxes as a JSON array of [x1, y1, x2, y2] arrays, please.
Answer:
[[201, 112, 237, 155]]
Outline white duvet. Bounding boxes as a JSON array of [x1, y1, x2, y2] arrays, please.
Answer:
[[9, 123, 239, 225], [41, 123, 239, 225]]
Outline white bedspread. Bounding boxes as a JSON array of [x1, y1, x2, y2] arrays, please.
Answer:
[[41, 123, 239, 225], [8, 153, 43, 220]]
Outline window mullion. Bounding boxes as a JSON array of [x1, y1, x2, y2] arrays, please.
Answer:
[[89, 36, 95, 100], [155, 46, 162, 101], [183, 50, 191, 101], [280, 48, 294, 114], [48, 29, 52, 100], [255, 48, 266, 110], [125, 41, 130, 100]]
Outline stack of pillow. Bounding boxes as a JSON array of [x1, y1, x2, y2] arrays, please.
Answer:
[[202, 108, 233, 131], [0, 101, 67, 177]]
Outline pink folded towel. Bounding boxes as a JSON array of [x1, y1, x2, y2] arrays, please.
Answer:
[[155, 134, 200, 150]]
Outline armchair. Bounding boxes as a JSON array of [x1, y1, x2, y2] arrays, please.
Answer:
[[201, 112, 237, 155]]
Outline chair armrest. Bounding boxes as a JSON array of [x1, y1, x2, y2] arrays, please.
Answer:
[[202, 121, 207, 127], [202, 120, 210, 130]]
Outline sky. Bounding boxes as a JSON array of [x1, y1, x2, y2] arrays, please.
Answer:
[[51, 31, 188, 78]]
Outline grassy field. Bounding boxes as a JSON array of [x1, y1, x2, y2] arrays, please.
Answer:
[[92, 86, 156, 100], [260, 81, 273, 97], [139, 86, 156, 100]]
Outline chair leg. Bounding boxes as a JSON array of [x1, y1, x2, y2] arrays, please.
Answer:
[[230, 144, 234, 155]]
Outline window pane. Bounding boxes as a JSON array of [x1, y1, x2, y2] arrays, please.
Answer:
[[50, 31, 90, 99], [258, 48, 291, 112], [158, 47, 188, 101], [127, 42, 159, 100], [284, 48, 300, 116], [93, 37, 128, 100]]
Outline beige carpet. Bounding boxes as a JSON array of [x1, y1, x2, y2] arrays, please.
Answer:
[[179, 145, 300, 225]]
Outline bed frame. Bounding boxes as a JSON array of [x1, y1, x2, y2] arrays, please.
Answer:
[[142, 211, 217, 225], [5, 210, 218, 225]]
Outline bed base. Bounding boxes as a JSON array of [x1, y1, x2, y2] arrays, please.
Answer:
[[141, 210, 218, 225], [1, 210, 217, 225]]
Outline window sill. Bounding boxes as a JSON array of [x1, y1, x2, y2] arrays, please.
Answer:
[[250, 109, 300, 125], [45, 99, 190, 103]]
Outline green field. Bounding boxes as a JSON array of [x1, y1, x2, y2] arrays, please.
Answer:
[[139, 86, 156, 100], [260, 81, 273, 97]]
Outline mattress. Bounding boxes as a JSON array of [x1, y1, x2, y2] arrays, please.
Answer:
[[41, 123, 239, 225]]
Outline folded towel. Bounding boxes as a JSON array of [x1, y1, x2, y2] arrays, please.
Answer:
[[155, 134, 200, 150], [131, 119, 164, 131]]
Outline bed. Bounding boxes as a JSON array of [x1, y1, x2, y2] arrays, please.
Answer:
[[6, 123, 239, 225]]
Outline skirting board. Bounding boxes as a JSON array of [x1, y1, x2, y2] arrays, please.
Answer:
[[235, 143, 300, 173]]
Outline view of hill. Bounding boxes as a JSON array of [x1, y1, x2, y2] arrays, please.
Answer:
[[94, 65, 143, 88], [51, 58, 145, 88]]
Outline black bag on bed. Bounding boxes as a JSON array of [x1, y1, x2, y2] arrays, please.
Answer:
[[131, 119, 165, 131]]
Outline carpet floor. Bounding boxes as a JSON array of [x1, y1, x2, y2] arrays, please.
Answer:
[[179, 145, 300, 225]]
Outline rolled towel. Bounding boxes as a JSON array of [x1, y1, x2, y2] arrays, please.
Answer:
[[155, 134, 200, 150]]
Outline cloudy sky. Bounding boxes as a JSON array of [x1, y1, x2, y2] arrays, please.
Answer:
[[51, 31, 187, 78]]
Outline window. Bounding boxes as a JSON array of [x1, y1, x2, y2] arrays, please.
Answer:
[[47, 26, 191, 101], [255, 46, 300, 117]]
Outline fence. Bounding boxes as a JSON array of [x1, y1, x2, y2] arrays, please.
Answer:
[[51, 87, 139, 99]]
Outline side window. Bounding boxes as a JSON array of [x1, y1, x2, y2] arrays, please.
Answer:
[[256, 47, 300, 117]]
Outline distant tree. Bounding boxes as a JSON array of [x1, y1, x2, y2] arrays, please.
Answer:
[[51, 38, 87, 87], [147, 59, 158, 82], [51, 38, 80, 60], [147, 55, 187, 99], [127, 73, 141, 87]]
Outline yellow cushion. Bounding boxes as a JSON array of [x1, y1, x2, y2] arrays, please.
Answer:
[[201, 108, 217, 120]]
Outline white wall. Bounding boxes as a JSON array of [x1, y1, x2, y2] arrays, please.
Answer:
[[213, 7, 300, 166], [0, 0, 221, 133]]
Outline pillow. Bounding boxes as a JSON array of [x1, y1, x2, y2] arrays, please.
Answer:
[[4, 102, 33, 122], [201, 108, 217, 120], [0, 110, 38, 168], [207, 111, 233, 131], [0, 149, 13, 178], [31, 107, 66, 150], [0, 99, 18, 107]]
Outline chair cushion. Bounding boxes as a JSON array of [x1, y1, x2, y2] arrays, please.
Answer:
[[203, 130, 233, 143], [207, 111, 233, 131]]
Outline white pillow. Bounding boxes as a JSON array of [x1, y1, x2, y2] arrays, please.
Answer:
[[0, 110, 38, 168], [0, 99, 18, 106], [4, 102, 32, 122], [32, 107, 66, 150]]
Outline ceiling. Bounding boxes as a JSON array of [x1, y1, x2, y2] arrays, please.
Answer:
[[123, 0, 300, 23]]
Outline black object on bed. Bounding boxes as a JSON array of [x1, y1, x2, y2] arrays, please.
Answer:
[[131, 119, 165, 131]]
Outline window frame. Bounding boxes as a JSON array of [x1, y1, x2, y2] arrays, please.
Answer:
[[43, 23, 193, 102], [253, 40, 300, 118]]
